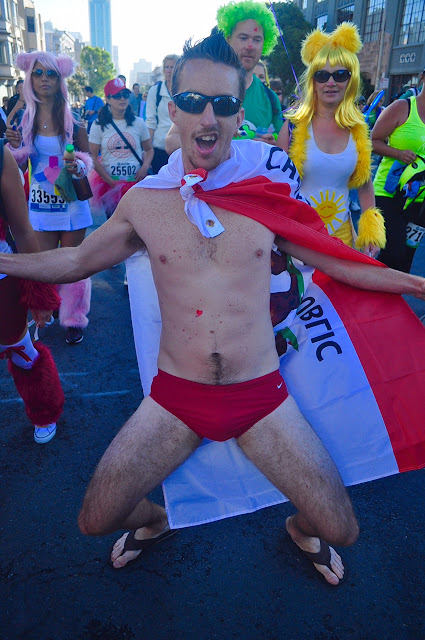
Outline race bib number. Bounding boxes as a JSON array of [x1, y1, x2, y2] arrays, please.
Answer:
[[110, 164, 137, 180], [30, 184, 66, 212], [406, 222, 425, 249]]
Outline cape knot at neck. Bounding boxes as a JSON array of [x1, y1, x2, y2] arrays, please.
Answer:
[[180, 169, 208, 188]]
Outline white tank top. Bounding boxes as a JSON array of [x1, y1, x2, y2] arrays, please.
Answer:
[[301, 125, 357, 238], [29, 135, 68, 214]]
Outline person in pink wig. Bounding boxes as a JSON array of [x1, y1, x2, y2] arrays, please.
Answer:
[[6, 51, 93, 345]]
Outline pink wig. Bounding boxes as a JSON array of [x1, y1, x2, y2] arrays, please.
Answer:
[[16, 51, 75, 150]]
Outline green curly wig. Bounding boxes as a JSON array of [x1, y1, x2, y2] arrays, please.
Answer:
[[217, 1, 278, 56]]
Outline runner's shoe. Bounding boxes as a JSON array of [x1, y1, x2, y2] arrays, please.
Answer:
[[34, 423, 57, 444], [66, 327, 84, 344]]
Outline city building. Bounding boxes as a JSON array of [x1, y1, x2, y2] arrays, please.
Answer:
[[70, 32, 87, 65], [130, 57, 152, 87], [44, 21, 75, 59], [89, 0, 111, 54], [19, 0, 44, 52], [0, 0, 26, 95], [112, 44, 119, 74], [295, 0, 425, 99]]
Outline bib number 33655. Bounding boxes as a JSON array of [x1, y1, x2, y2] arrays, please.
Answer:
[[30, 184, 66, 212]]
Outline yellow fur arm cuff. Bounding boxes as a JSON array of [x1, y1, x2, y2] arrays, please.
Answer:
[[355, 207, 386, 249]]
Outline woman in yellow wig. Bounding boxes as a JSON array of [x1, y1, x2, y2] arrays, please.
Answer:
[[277, 22, 385, 256]]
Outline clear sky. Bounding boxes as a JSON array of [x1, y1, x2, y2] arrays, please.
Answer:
[[34, 0, 235, 79]]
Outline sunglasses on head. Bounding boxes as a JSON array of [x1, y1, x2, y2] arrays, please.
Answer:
[[173, 92, 242, 117], [314, 69, 351, 83], [110, 89, 131, 100], [31, 69, 59, 78]]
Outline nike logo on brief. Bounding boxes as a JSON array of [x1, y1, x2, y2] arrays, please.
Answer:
[[277, 382, 283, 389]]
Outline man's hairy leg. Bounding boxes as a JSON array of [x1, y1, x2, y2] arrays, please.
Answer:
[[237, 395, 359, 585], [78, 396, 201, 567]]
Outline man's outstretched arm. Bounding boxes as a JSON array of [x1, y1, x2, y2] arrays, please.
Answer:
[[276, 237, 425, 300], [0, 195, 144, 283]]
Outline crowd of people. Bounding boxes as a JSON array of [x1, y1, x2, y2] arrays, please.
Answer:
[[2, 0, 425, 591]]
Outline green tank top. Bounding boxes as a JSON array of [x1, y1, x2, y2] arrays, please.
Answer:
[[374, 97, 425, 201]]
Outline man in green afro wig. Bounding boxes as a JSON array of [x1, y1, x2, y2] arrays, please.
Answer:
[[216, 1, 282, 143], [165, 1, 282, 153], [217, 0, 278, 57]]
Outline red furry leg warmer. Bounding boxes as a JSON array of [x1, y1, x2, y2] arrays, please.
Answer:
[[8, 342, 64, 425]]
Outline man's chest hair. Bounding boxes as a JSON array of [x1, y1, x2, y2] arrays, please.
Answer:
[[131, 191, 274, 258]]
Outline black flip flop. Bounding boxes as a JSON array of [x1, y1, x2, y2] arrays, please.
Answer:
[[110, 527, 178, 569], [300, 538, 347, 586]]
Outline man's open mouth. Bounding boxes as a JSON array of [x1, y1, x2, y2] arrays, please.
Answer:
[[195, 134, 218, 152]]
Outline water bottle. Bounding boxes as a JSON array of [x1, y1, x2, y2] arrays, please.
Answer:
[[64, 144, 93, 201]]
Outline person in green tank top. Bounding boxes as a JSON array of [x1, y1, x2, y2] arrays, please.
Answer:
[[165, 2, 283, 155], [372, 74, 425, 272]]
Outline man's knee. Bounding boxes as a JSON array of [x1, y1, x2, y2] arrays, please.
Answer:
[[337, 516, 359, 547], [78, 503, 103, 537], [78, 502, 119, 537], [326, 505, 359, 548]]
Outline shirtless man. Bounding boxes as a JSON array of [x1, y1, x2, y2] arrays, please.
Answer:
[[2, 33, 425, 585]]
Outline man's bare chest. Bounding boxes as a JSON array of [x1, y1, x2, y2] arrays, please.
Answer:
[[135, 194, 275, 268]]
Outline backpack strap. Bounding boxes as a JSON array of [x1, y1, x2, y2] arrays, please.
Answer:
[[261, 82, 280, 116], [0, 138, 5, 178], [0, 139, 7, 229], [404, 97, 411, 118], [155, 81, 162, 125], [156, 82, 162, 109], [288, 121, 295, 145]]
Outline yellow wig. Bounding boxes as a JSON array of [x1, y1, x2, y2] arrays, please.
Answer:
[[287, 22, 364, 130], [287, 23, 371, 187]]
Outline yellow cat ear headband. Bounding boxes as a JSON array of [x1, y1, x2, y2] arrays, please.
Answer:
[[301, 22, 362, 66]]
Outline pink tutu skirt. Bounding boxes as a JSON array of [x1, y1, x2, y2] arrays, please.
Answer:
[[89, 171, 136, 218]]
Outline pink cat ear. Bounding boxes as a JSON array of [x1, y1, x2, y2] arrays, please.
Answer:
[[56, 55, 75, 78], [15, 51, 35, 72]]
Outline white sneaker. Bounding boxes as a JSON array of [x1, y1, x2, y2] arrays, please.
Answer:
[[34, 423, 57, 444]]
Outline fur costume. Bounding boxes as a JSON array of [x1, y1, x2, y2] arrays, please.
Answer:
[[285, 22, 385, 249], [8, 341, 64, 426], [57, 279, 91, 329], [18, 278, 61, 312], [0, 213, 62, 312]]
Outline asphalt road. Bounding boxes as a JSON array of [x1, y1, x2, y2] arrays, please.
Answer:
[[1, 210, 425, 640]]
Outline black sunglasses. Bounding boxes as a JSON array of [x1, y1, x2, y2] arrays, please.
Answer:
[[31, 69, 59, 78], [173, 92, 242, 117], [314, 69, 351, 83], [110, 90, 131, 100]]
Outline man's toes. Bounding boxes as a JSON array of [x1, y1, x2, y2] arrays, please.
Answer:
[[313, 547, 344, 585], [330, 550, 344, 576], [112, 550, 141, 569], [110, 532, 128, 562]]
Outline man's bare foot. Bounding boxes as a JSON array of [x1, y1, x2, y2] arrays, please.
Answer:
[[286, 515, 344, 586], [110, 522, 171, 569]]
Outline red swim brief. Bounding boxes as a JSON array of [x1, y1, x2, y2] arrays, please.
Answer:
[[150, 369, 288, 442]]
